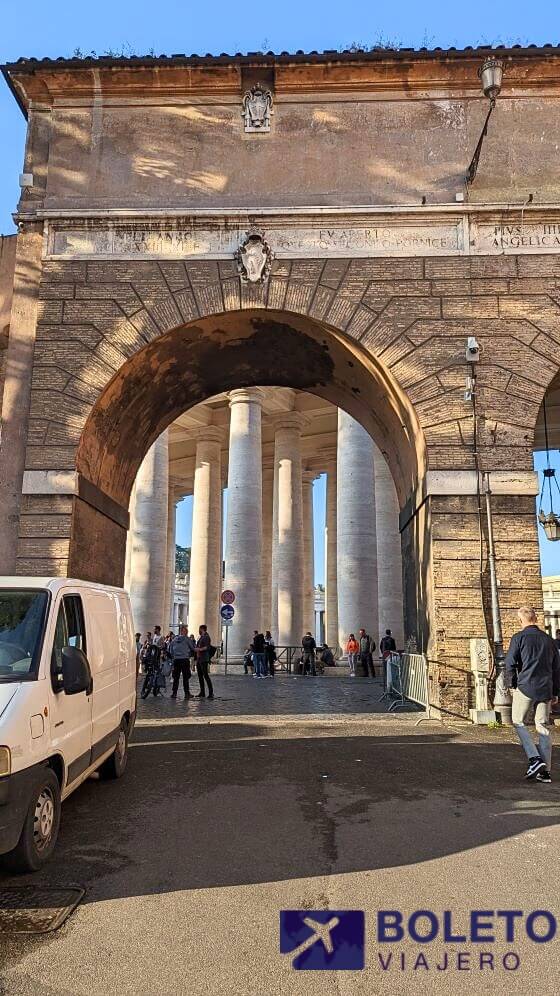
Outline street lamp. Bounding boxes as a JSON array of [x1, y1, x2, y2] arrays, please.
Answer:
[[537, 396, 560, 541], [466, 57, 504, 184]]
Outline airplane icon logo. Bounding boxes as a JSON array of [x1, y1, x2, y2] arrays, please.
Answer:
[[280, 910, 365, 970]]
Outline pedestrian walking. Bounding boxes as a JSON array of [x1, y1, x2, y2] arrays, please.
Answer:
[[301, 632, 317, 676], [251, 630, 266, 678], [346, 634, 359, 676], [243, 646, 254, 674], [555, 629, 560, 652], [152, 625, 164, 650], [195, 624, 214, 699], [135, 632, 142, 673], [264, 631, 276, 677], [170, 626, 196, 699], [359, 628, 376, 677], [505, 606, 560, 783]]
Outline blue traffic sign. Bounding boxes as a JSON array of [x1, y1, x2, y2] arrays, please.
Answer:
[[220, 604, 235, 621]]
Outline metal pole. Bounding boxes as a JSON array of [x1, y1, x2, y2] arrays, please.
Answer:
[[224, 624, 228, 676], [483, 475, 511, 723]]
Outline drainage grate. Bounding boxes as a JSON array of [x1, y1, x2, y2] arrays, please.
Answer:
[[0, 886, 85, 934]]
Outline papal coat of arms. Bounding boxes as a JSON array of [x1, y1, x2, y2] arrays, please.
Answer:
[[242, 83, 273, 132], [235, 230, 273, 283]]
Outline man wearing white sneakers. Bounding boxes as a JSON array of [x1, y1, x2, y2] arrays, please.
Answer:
[[505, 606, 560, 783]]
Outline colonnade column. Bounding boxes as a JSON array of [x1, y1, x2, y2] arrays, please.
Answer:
[[336, 411, 378, 651], [261, 463, 274, 631], [302, 470, 316, 636], [224, 389, 264, 657], [188, 427, 224, 640], [128, 430, 169, 637], [163, 485, 178, 631], [325, 461, 339, 652], [272, 413, 305, 646], [374, 444, 405, 648]]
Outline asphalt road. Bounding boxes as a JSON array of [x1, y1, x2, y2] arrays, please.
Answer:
[[0, 676, 559, 995]]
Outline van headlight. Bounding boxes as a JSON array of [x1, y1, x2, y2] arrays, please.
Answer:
[[0, 748, 11, 777]]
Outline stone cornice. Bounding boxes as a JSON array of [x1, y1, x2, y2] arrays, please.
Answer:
[[6, 50, 560, 115]]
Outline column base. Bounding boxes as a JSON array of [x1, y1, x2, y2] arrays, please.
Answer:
[[469, 708, 498, 725]]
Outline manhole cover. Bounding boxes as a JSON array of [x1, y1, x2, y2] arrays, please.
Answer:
[[0, 886, 85, 934]]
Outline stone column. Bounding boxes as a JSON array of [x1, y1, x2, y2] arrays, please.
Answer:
[[261, 462, 274, 631], [272, 413, 305, 647], [224, 390, 264, 657], [302, 470, 316, 635], [336, 411, 378, 652], [163, 487, 178, 631], [128, 431, 169, 637], [325, 462, 339, 653], [374, 444, 405, 648], [124, 480, 136, 592], [188, 427, 224, 640]]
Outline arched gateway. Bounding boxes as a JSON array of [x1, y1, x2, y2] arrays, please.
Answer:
[[1, 46, 560, 717]]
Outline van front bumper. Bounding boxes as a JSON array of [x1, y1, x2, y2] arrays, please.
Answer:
[[0, 762, 44, 854]]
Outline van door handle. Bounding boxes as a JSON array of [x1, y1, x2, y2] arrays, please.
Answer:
[[54, 721, 64, 728]]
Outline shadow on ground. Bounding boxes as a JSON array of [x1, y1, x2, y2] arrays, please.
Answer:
[[1, 719, 558, 905]]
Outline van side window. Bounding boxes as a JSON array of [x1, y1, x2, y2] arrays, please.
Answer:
[[64, 596, 86, 653], [50, 595, 87, 692]]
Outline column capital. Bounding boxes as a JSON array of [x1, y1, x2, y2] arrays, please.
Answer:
[[271, 411, 309, 434], [302, 469, 318, 486], [228, 387, 265, 407], [193, 425, 227, 446]]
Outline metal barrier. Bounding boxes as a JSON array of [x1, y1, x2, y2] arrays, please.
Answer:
[[381, 652, 431, 723], [274, 646, 299, 673]]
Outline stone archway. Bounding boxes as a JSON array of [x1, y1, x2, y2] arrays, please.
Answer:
[[67, 306, 424, 629]]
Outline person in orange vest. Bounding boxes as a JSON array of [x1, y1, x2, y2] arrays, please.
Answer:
[[346, 634, 359, 676]]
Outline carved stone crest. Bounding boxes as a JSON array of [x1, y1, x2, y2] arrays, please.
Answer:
[[235, 230, 273, 283], [242, 83, 273, 133]]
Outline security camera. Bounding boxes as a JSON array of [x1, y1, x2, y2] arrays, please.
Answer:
[[466, 336, 481, 362]]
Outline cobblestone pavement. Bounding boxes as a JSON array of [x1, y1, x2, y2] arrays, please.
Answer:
[[137, 672, 402, 721]]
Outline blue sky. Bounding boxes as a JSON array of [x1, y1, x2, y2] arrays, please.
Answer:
[[1, 1, 559, 579]]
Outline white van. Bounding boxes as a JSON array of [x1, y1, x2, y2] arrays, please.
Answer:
[[0, 577, 137, 872]]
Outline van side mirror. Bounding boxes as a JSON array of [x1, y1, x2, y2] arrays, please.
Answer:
[[61, 646, 92, 695]]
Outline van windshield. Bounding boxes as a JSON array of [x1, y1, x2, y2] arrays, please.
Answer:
[[0, 590, 49, 682]]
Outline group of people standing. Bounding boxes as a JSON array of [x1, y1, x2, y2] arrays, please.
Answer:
[[244, 630, 276, 676], [136, 623, 214, 699], [345, 628, 397, 676], [241, 626, 397, 677]]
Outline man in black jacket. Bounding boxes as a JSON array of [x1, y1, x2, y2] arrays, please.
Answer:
[[504, 606, 560, 783], [301, 632, 317, 676]]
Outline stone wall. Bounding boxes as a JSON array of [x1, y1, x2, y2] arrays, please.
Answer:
[[0, 234, 17, 399], [9, 54, 560, 211]]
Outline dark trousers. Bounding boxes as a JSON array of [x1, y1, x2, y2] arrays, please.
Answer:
[[197, 660, 213, 696], [303, 652, 316, 676], [266, 648, 275, 676], [361, 653, 375, 677], [172, 659, 191, 696]]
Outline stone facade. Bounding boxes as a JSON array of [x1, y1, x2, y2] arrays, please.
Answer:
[[2, 48, 560, 716]]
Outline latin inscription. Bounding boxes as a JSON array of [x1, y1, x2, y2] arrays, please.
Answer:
[[47, 222, 463, 260], [472, 221, 560, 253], [45, 218, 560, 260]]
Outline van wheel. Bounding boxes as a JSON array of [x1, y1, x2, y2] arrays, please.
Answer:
[[4, 768, 61, 873], [99, 722, 129, 780]]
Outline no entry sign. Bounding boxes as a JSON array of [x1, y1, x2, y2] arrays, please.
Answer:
[[221, 590, 235, 604]]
